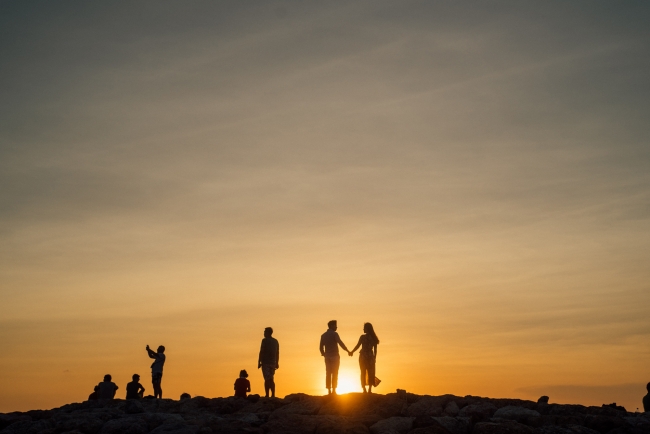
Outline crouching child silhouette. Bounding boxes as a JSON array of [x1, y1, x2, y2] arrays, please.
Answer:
[[234, 370, 251, 398]]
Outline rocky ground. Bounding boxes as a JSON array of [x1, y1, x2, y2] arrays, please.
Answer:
[[2, 391, 649, 434]]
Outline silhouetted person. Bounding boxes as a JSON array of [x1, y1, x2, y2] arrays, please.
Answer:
[[97, 374, 119, 399], [644, 382, 650, 412], [88, 385, 99, 400], [126, 374, 145, 399], [234, 369, 251, 398], [146, 344, 166, 398], [258, 327, 279, 397], [320, 320, 351, 395], [350, 322, 379, 394]]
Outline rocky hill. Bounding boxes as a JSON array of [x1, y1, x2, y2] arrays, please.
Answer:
[[1, 391, 649, 434]]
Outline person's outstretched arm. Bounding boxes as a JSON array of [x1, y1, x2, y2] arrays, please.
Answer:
[[336, 333, 350, 353], [350, 336, 363, 354]]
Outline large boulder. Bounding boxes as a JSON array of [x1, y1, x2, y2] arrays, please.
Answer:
[[124, 400, 145, 414], [458, 403, 497, 422], [444, 402, 460, 417], [262, 413, 320, 434], [492, 405, 541, 422], [271, 398, 321, 417], [535, 426, 600, 434], [369, 417, 414, 434], [53, 414, 105, 434], [408, 397, 444, 417], [583, 415, 627, 434], [432, 417, 471, 434], [100, 417, 149, 434], [472, 420, 534, 434], [0, 419, 53, 434]]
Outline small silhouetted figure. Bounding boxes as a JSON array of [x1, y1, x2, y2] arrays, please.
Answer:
[[643, 382, 650, 412], [146, 344, 166, 398], [350, 323, 379, 394], [97, 374, 119, 399], [258, 327, 279, 397], [320, 320, 350, 395], [126, 374, 145, 399], [234, 369, 251, 398]]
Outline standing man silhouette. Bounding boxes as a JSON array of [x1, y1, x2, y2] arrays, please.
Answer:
[[320, 320, 351, 395], [146, 344, 166, 399], [258, 327, 279, 398]]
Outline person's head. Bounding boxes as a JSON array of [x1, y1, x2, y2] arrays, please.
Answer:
[[132, 374, 140, 381], [364, 322, 380, 344], [240, 369, 248, 378], [103, 374, 112, 382], [264, 327, 273, 337], [157, 345, 165, 353], [328, 320, 337, 331], [647, 382, 650, 393]]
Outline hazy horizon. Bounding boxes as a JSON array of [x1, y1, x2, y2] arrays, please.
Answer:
[[1, 0, 649, 412]]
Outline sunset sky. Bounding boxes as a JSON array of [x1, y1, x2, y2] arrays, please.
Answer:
[[1, 1, 649, 412]]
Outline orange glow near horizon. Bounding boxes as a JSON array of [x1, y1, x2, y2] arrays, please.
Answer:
[[1, 1, 650, 415]]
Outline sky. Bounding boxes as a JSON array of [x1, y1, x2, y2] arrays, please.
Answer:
[[1, 0, 649, 412]]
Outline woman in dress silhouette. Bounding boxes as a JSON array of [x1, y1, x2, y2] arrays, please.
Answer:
[[349, 322, 379, 393]]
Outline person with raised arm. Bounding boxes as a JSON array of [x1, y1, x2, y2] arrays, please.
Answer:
[[146, 344, 166, 398]]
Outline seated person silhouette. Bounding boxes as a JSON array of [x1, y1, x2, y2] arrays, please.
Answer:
[[643, 382, 650, 412], [126, 374, 145, 399], [234, 369, 251, 398], [97, 374, 119, 399]]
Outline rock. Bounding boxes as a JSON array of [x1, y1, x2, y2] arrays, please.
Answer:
[[408, 397, 444, 417], [180, 393, 191, 400], [409, 426, 452, 434], [472, 420, 534, 434], [314, 415, 370, 434], [271, 398, 321, 417], [432, 417, 471, 434], [53, 414, 104, 434], [100, 417, 149, 434], [444, 402, 460, 417], [369, 417, 414, 434], [493, 406, 541, 422], [141, 413, 187, 431], [538, 397, 550, 405], [458, 403, 497, 422], [150, 423, 200, 434], [247, 394, 261, 403], [0, 419, 53, 434], [534, 426, 600, 434], [262, 413, 320, 434], [583, 415, 627, 433], [124, 400, 145, 414]]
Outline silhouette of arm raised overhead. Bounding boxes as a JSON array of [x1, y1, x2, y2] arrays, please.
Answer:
[[146, 345, 158, 359]]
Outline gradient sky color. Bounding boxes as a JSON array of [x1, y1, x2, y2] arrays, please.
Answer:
[[1, 0, 649, 412]]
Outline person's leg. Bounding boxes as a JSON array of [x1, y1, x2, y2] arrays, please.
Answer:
[[325, 357, 332, 393], [270, 370, 276, 398], [331, 355, 340, 394], [368, 359, 375, 394], [262, 366, 271, 397], [359, 356, 367, 393]]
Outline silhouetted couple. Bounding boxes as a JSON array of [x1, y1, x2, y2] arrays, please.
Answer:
[[320, 320, 379, 395]]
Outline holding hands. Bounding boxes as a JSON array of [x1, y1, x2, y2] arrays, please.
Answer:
[[347, 350, 354, 357]]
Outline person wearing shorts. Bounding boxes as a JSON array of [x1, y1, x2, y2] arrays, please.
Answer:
[[258, 327, 279, 398], [146, 344, 166, 398]]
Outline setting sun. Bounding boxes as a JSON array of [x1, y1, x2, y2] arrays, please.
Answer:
[[333, 368, 363, 394]]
